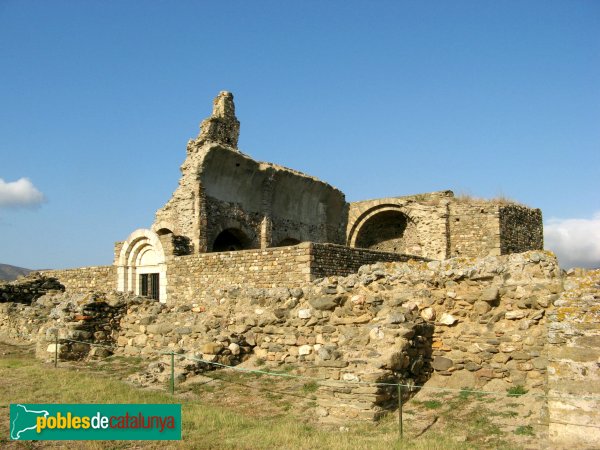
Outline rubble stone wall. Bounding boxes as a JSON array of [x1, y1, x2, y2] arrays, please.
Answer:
[[112, 250, 563, 423], [347, 193, 450, 260], [499, 205, 544, 254], [6, 251, 593, 433], [153, 94, 347, 254], [0, 274, 64, 304], [547, 269, 600, 448]]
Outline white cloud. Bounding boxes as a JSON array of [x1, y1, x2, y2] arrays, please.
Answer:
[[0, 178, 46, 208], [544, 212, 600, 269]]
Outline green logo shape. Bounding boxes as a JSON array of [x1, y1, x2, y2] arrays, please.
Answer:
[[10, 404, 181, 440]]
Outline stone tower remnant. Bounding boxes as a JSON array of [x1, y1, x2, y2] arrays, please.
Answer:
[[197, 91, 240, 148]]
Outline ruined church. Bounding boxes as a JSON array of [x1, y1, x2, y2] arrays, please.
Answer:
[[54, 92, 544, 302]]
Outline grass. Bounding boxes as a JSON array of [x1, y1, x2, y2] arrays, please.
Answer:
[[301, 381, 319, 394], [506, 386, 528, 397], [422, 400, 442, 410], [453, 192, 525, 206], [514, 425, 535, 436], [0, 343, 469, 450]]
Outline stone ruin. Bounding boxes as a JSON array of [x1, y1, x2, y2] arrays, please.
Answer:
[[39, 91, 543, 304], [2, 251, 599, 447], [1, 92, 597, 447]]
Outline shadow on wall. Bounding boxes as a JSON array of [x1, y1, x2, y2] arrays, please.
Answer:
[[355, 210, 418, 254], [212, 228, 253, 252]]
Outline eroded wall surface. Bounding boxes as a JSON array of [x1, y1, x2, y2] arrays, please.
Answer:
[[448, 201, 501, 258], [547, 269, 600, 448]]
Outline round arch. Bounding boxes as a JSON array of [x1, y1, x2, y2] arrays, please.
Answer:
[[209, 220, 258, 252], [117, 229, 168, 303], [348, 205, 421, 255], [212, 228, 252, 252]]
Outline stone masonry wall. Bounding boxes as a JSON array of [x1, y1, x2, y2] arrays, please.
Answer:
[[499, 205, 544, 254], [41, 266, 117, 293], [166, 244, 312, 304], [347, 194, 450, 260], [7, 250, 595, 437], [112, 250, 563, 423], [448, 202, 501, 258], [0, 273, 64, 304], [547, 269, 600, 447], [166, 243, 419, 305], [309, 243, 423, 279], [204, 195, 264, 250], [153, 92, 347, 253]]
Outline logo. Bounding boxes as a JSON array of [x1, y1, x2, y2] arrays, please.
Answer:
[[10, 404, 181, 440]]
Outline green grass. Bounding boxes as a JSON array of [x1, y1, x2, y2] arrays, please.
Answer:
[[301, 381, 319, 394], [0, 345, 469, 450], [514, 425, 535, 436], [422, 400, 442, 409], [507, 386, 528, 397], [491, 410, 519, 419]]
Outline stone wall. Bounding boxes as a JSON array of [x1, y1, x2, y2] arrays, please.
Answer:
[[0, 301, 48, 342], [152, 92, 347, 254], [448, 202, 501, 257], [499, 205, 543, 254], [547, 269, 600, 447], [165, 243, 415, 305], [422, 252, 561, 391], [0, 273, 64, 304], [8, 249, 600, 442], [309, 243, 422, 279], [98, 250, 564, 423], [41, 266, 117, 293], [166, 244, 312, 304], [347, 193, 450, 260]]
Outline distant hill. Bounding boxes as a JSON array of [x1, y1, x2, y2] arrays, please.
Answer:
[[0, 264, 33, 281]]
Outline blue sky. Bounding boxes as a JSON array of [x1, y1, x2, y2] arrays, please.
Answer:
[[1, 1, 599, 269]]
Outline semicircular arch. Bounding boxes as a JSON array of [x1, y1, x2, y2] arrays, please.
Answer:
[[117, 228, 168, 302], [347, 204, 417, 247]]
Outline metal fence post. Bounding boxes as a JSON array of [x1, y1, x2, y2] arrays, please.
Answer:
[[54, 332, 58, 368], [170, 352, 175, 395], [398, 383, 403, 440]]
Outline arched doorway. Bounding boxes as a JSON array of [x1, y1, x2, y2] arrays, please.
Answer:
[[117, 229, 167, 302], [212, 228, 252, 252]]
